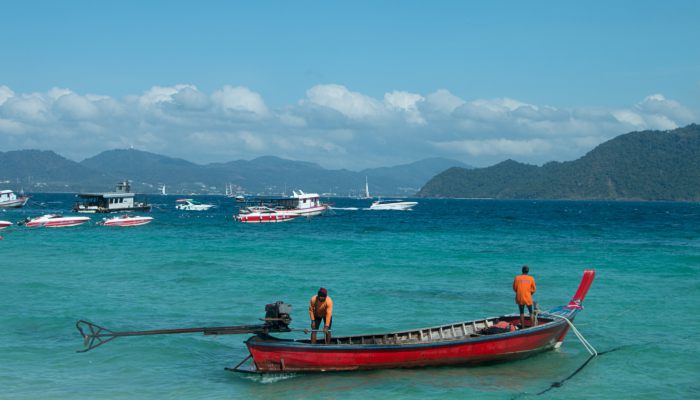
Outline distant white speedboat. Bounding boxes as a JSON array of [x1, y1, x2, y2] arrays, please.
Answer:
[[369, 199, 418, 211], [0, 220, 12, 229], [99, 215, 153, 227], [175, 199, 215, 211], [22, 214, 91, 228]]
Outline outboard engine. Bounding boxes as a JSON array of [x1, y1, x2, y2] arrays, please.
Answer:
[[264, 301, 292, 332]]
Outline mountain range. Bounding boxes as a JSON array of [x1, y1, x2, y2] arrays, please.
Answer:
[[0, 150, 470, 195], [418, 124, 700, 201]]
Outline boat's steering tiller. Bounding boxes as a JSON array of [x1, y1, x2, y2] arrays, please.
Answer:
[[76, 301, 293, 352]]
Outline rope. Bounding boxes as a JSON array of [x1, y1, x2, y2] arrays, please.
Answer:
[[539, 311, 597, 356]]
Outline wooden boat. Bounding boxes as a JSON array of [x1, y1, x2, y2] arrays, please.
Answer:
[[232, 270, 595, 373]]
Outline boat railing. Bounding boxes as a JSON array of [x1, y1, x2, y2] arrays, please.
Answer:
[[320, 315, 556, 346]]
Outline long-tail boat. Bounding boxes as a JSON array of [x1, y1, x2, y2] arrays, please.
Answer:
[[232, 270, 595, 373], [76, 270, 595, 374]]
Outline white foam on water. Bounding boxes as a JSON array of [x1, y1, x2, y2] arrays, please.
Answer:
[[241, 372, 299, 383]]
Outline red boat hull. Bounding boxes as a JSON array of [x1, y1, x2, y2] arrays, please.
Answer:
[[236, 214, 299, 223], [246, 321, 570, 372]]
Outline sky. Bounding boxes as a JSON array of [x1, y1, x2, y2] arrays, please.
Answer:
[[0, 1, 698, 169]]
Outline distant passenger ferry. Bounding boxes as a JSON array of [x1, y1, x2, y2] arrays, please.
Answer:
[[73, 181, 151, 213], [244, 190, 329, 217]]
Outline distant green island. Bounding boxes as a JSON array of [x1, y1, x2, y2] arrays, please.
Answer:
[[418, 124, 700, 201]]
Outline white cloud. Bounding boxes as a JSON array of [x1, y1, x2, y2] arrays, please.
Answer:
[[610, 94, 696, 131], [305, 84, 382, 120], [612, 109, 645, 127], [384, 91, 425, 124], [0, 83, 697, 169], [53, 92, 100, 120], [211, 85, 269, 117], [1, 93, 51, 123], [0, 85, 15, 106], [0, 117, 25, 134], [172, 87, 210, 110], [432, 138, 552, 156], [139, 84, 197, 106], [636, 94, 695, 124], [279, 113, 306, 127], [237, 131, 266, 151], [424, 89, 465, 113]]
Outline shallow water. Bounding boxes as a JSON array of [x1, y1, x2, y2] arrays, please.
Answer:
[[1, 195, 699, 399]]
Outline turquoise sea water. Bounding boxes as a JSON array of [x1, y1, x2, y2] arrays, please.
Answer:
[[1, 195, 699, 399]]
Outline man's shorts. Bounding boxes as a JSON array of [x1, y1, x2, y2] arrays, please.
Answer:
[[312, 316, 333, 330], [518, 304, 533, 314]]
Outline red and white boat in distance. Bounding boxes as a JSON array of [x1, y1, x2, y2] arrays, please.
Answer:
[[246, 190, 329, 217], [235, 206, 300, 223], [0, 220, 12, 229], [99, 215, 153, 227], [0, 190, 29, 208], [22, 214, 91, 228]]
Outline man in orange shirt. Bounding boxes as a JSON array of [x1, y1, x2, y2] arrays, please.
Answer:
[[309, 287, 333, 344], [513, 265, 537, 328]]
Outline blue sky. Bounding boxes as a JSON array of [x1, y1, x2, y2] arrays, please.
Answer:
[[1, 1, 698, 168]]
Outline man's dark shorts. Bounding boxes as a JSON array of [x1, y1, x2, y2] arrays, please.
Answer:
[[312, 316, 333, 330], [518, 304, 533, 314]]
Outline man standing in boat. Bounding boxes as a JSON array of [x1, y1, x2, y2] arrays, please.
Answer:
[[309, 287, 333, 344], [513, 265, 537, 328]]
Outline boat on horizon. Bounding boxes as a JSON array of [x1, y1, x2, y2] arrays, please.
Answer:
[[359, 176, 372, 199], [231, 270, 596, 373], [21, 214, 91, 228], [235, 206, 300, 223], [73, 181, 151, 214], [0, 189, 29, 208], [246, 190, 329, 217], [98, 215, 153, 227], [225, 183, 246, 200], [175, 199, 215, 211], [369, 199, 418, 211]]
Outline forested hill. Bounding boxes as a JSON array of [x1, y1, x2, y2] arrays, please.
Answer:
[[417, 124, 700, 201], [0, 148, 469, 195]]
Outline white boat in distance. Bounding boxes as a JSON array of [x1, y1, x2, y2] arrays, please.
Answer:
[[74, 181, 151, 213], [369, 199, 418, 211], [246, 190, 329, 217], [0, 220, 12, 229], [235, 206, 300, 223], [175, 199, 215, 211], [0, 190, 29, 208], [99, 215, 153, 227], [22, 214, 91, 228]]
